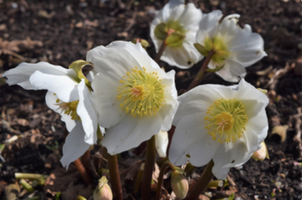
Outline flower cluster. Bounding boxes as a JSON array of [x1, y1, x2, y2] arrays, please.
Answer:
[[3, 0, 269, 197]]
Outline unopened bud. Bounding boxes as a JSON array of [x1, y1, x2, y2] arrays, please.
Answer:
[[252, 142, 269, 161], [132, 38, 150, 49], [93, 176, 113, 200], [171, 169, 189, 199]]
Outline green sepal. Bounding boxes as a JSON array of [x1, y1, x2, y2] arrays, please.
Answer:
[[154, 22, 167, 40], [165, 32, 186, 47], [194, 43, 209, 56], [69, 60, 93, 90], [206, 65, 224, 72]]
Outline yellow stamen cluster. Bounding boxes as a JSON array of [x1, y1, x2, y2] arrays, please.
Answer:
[[117, 67, 165, 117], [204, 99, 248, 143], [55, 99, 80, 120]]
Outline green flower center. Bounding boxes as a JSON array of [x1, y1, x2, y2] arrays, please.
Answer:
[[117, 67, 165, 118], [55, 98, 80, 120], [154, 20, 186, 47], [204, 99, 248, 143]]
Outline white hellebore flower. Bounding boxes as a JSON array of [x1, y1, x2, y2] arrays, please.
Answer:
[[195, 10, 267, 82], [87, 41, 179, 155], [150, 0, 203, 68], [169, 79, 269, 179], [3, 61, 99, 168]]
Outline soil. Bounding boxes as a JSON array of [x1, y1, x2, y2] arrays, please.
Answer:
[[0, 0, 301, 199]]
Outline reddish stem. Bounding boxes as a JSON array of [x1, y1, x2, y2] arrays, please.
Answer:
[[73, 159, 91, 185]]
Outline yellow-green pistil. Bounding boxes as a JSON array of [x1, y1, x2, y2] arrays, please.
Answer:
[[204, 99, 248, 143], [154, 20, 186, 47], [117, 67, 165, 117]]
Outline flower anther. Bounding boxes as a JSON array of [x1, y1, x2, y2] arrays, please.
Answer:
[[204, 99, 248, 143], [117, 67, 165, 117], [55, 98, 80, 121]]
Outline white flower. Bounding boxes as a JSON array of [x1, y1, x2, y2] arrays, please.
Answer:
[[155, 130, 169, 157], [87, 41, 179, 155], [150, 0, 203, 68], [3, 61, 99, 168], [195, 10, 267, 82], [169, 79, 269, 179]]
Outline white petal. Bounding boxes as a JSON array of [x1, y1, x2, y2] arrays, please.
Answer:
[[215, 59, 245, 82], [173, 84, 235, 125], [91, 73, 127, 128], [45, 91, 76, 132], [160, 0, 185, 22], [159, 70, 179, 131], [196, 10, 222, 43], [212, 140, 252, 179], [60, 122, 90, 168], [87, 41, 142, 80], [155, 130, 169, 157], [161, 38, 203, 68], [77, 79, 98, 145], [169, 112, 220, 166], [178, 3, 202, 30], [103, 114, 162, 155], [29, 68, 79, 102], [3, 62, 69, 90]]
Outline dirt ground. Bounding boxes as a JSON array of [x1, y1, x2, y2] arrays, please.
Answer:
[[0, 0, 301, 199]]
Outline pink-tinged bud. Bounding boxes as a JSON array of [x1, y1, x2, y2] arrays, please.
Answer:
[[252, 142, 269, 161], [171, 169, 189, 199], [93, 176, 113, 200]]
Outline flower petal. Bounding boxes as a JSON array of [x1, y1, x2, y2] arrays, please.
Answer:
[[87, 41, 142, 80], [77, 79, 98, 145], [212, 140, 252, 179], [45, 91, 76, 132], [102, 114, 162, 155], [60, 122, 90, 168], [29, 68, 79, 102], [3, 62, 69, 90], [169, 112, 220, 166], [91, 73, 127, 128], [155, 130, 169, 157]]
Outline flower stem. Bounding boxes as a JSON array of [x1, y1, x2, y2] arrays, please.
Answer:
[[155, 160, 174, 200], [185, 160, 214, 200], [154, 41, 167, 64], [74, 158, 91, 185], [187, 50, 215, 90], [141, 135, 156, 200], [107, 153, 123, 200], [81, 149, 93, 179]]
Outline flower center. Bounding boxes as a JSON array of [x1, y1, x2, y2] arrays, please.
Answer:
[[117, 67, 165, 117], [204, 99, 248, 143], [203, 37, 230, 66], [55, 98, 80, 120]]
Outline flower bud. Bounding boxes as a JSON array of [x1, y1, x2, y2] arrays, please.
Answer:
[[252, 142, 269, 161], [132, 38, 150, 49], [171, 169, 189, 199], [93, 176, 113, 200]]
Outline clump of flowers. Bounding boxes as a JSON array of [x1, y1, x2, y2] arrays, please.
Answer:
[[195, 10, 267, 82], [169, 79, 269, 179], [150, 0, 203, 68]]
